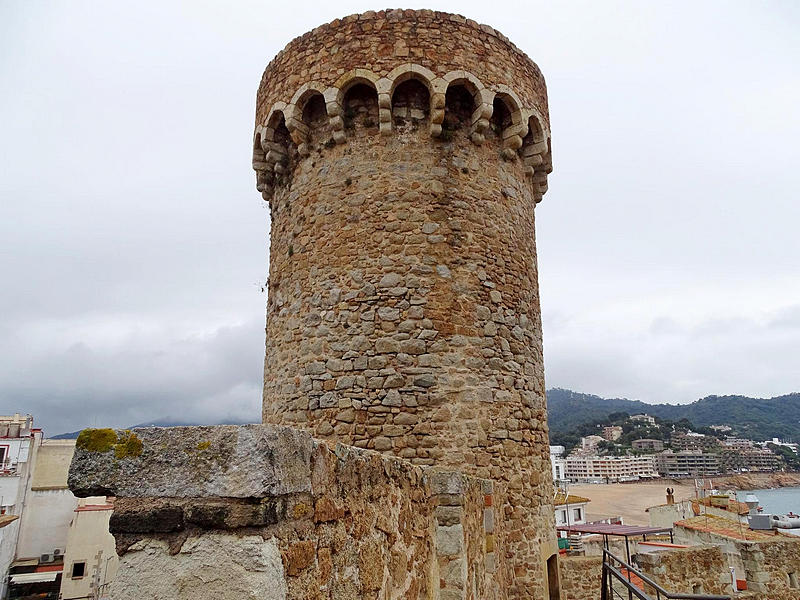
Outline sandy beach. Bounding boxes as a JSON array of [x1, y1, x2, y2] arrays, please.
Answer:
[[569, 481, 695, 525]]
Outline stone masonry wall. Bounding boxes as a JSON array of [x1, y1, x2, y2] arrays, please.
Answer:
[[634, 546, 733, 596], [559, 556, 602, 600], [738, 538, 800, 599], [68, 425, 507, 600], [255, 11, 557, 600]]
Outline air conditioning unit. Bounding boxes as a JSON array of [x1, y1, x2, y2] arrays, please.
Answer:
[[40, 553, 54, 564], [53, 548, 64, 557]]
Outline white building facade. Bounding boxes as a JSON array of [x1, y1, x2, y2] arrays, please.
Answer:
[[565, 454, 658, 483]]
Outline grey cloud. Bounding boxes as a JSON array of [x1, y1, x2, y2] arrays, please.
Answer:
[[1, 1, 798, 433]]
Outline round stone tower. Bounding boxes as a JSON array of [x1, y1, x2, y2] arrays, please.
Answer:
[[253, 10, 556, 599]]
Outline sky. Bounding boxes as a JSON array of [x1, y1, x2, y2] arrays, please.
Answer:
[[1, 1, 798, 436]]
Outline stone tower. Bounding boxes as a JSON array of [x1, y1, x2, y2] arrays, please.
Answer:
[[254, 10, 556, 600]]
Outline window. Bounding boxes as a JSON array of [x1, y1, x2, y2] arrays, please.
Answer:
[[573, 508, 582, 521], [71, 562, 86, 579], [560, 510, 567, 523]]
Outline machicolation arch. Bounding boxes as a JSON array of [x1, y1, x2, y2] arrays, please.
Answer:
[[253, 65, 552, 201]]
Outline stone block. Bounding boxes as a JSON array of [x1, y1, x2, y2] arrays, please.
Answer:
[[436, 524, 464, 557], [69, 424, 314, 499]]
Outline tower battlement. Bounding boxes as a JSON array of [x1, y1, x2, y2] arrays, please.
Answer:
[[252, 10, 552, 203]]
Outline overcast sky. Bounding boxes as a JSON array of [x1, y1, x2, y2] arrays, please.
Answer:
[[1, 1, 798, 435]]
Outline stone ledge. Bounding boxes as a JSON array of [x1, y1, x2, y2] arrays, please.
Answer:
[[68, 423, 316, 499]]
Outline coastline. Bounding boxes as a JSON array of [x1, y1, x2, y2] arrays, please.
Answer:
[[568, 472, 800, 526]]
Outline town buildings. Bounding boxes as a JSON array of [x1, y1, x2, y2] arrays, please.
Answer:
[[549, 445, 567, 483], [632, 438, 664, 452], [0, 414, 117, 599], [602, 426, 622, 441], [670, 431, 720, 451], [0, 414, 38, 599], [719, 447, 782, 472], [629, 414, 656, 426], [655, 450, 721, 477], [565, 454, 658, 483]]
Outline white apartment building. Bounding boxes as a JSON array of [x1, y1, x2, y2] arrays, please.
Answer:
[[629, 414, 656, 426], [762, 438, 798, 453], [1, 415, 118, 599], [0, 414, 39, 599], [549, 446, 567, 483], [565, 454, 659, 483]]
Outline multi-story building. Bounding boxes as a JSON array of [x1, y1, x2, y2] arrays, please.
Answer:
[[655, 450, 721, 477], [761, 438, 798, 454], [579, 435, 606, 453], [1, 415, 118, 599], [719, 447, 782, 473], [549, 445, 567, 483], [629, 414, 656, 426], [632, 438, 664, 452], [0, 414, 38, 599], [670, 431, 720, 451], [602, 426, 623, 441], [565, 454, 658, 483], [723, 436, 755, 449]]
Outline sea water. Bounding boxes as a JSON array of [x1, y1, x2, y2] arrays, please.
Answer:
[[737, 486, 800, 535]]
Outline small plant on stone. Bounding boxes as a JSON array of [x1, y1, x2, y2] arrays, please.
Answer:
[[325, 138, 336, 148], [288, 245, 294, 256], [345, 177, 352, 186]]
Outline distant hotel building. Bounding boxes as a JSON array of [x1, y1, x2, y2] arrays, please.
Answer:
[[719, 447, 782, 472], [602, 426, 623, 441], [632, 438, 664, 452], [565, 454, 658, 483], [629, 414, 656, 426], [670, 431, 720, 451], [655, 450, 720, 477]]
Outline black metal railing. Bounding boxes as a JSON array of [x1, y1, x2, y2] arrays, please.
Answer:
[[601, 549, 731, 600]]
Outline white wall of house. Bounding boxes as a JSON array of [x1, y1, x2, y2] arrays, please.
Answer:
[[0, 427, 37, 600], [60, 500, 118, 600], [0, 518, 21, 599], [555, 501, 588, 528], [16, 440, 78, 559], [16, 489, 78, 559]]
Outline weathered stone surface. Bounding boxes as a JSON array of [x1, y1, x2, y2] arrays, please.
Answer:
[[108, 535, 287, 600], [257, 10, 558, 595], [69, 424, 314, 499], [82, 420, 505, 600]]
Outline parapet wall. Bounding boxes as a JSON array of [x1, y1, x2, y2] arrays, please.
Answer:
[[68, 425, 507, 600], [256, 9, 549, 127], [634, 546, 732, 596]]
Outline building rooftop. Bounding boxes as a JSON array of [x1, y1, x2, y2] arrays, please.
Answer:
[[674, 514, 799, 542], [0, 514, 20, 529], [553, 492, 590, 506]]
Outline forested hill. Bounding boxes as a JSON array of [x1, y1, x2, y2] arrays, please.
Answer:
[[546, 388, 800, 441]]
